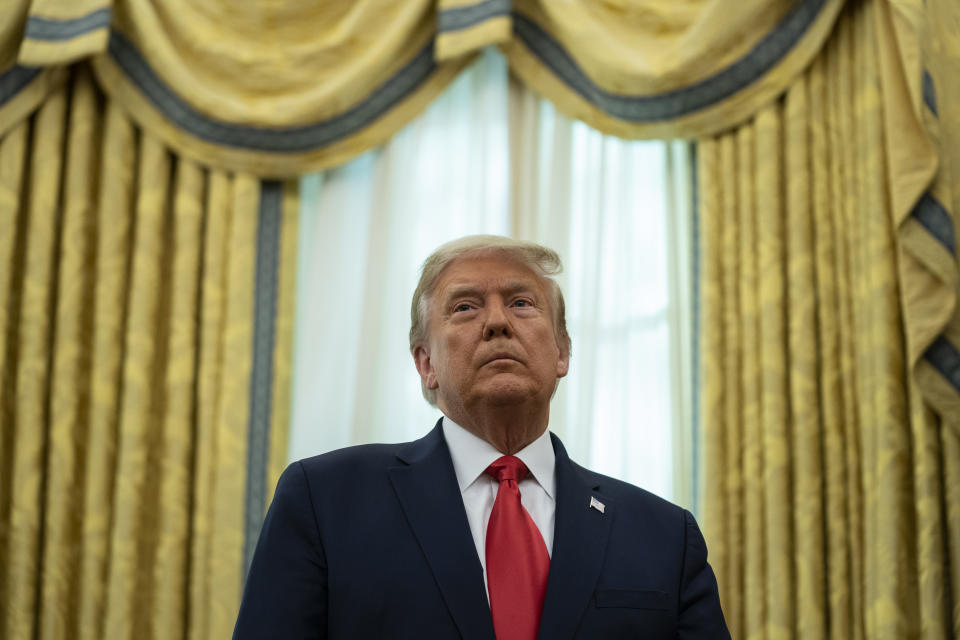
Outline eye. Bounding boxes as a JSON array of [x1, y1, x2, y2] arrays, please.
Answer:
[[512, 299, 532, 308], [453, 303, 473, 313]]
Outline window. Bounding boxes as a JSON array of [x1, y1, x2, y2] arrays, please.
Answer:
[[289, 48, 696, 509]]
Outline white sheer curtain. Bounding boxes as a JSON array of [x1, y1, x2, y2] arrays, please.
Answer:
[[288, 49, 696, 508]]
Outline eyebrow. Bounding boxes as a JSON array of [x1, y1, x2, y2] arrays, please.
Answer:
[[442, 280, 539, 302]]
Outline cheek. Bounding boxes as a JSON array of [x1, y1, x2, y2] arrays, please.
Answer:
[[444, 331, 473, 358], [433, 339, 467, 376]]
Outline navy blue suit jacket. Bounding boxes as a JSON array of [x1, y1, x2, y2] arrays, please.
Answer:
[[234, 421, 729, 639]]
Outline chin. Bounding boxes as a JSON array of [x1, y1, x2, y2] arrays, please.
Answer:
[[484, 394, 530, 407], [476, 381, 539, 406]]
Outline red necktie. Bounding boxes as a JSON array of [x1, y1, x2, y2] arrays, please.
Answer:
[[485, 455, 550, 640]]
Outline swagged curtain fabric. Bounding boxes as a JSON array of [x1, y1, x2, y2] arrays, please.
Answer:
[[5, 0, 846, 177], [700, 0, 960, 638]]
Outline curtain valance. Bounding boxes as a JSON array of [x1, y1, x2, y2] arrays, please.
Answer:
[[1, 0, 846, 176], [496, 0, 845, 139], [1, 0, 476, 176]]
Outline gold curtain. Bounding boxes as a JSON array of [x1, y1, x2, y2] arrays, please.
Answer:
[[0, 66, 298, 639], [5, 0, 851, 175], [3, 0, 476, 177], [499, 0, 846, 139], [699, 0, 960, 637]]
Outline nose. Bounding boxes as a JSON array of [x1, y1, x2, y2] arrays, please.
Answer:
[[483, 300, 511, 340]]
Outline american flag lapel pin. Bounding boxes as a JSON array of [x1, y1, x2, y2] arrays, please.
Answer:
[[589, 496, 605, 513]]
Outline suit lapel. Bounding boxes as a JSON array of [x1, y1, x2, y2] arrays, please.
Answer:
[[537, 434, 613, 640], [388, 421, 495, 640]]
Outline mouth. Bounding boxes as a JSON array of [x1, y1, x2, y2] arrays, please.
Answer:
[[483, 353, 522, 366]]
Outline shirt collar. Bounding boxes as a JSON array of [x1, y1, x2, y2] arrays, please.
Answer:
[[442, 414, 556, 499]]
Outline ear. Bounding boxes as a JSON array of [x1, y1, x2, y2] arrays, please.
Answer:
[[555, 344, 570, 379], [413, 345, 439, 390]]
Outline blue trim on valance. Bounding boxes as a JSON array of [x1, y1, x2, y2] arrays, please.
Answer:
[[926, 336, 960, 393], [512, 0, 827, 121], [107, 30, 437, 153], [243, 180, 283, 579], [912, 192, 956, 255], [438, 0, 512, 33], [24, 7, 112, 42], [0, 66, 43, 109]]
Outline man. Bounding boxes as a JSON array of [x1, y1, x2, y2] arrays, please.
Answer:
[[234, 236, 729, 639]]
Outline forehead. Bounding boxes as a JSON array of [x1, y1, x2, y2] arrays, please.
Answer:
[[433, 254, 546, 298]]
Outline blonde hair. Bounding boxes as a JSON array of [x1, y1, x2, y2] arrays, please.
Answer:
[[409, 235, 571, 405]]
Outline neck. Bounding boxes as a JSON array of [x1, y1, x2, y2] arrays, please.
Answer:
[[442, 400, 549, 454]]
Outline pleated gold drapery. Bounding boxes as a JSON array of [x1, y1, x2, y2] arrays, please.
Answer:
[[699, 0, 960, 637], [0, 67, 298, 639]]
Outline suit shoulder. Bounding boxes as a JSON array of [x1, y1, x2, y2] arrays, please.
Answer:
[[573, 461, 686, 518], [294, 441, 406, 478]]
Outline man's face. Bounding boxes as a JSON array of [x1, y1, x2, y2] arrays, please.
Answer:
[[413, 253, 569, 413]]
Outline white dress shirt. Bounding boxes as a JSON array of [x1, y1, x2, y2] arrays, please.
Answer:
[[441, 415, 556, 591]]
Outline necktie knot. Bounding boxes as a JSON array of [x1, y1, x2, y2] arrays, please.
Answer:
[[485, 455, 529, 485]]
